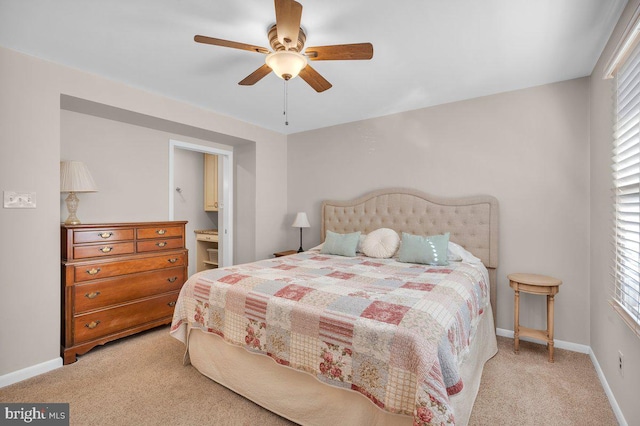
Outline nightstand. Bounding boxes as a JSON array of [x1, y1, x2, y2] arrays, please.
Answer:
[[274, 250, 298, 258], [508, 273, 562, 362]]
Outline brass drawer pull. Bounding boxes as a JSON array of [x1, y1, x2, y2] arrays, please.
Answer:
[[168, 258, 178, 263], [167, 277, 178, 283], [85, 320, 101, 329], [156, 241, 167, 247], [99, 246, 113, 253], [85, 291, 101, 299], [99, 232, 113, 239], [156, 229, 167, 235], [86, 268, 101, 276], [167, 301, 177, 307]]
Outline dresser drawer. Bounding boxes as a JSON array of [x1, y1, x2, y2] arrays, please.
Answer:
[[136, 238, 184, 253], [74, 252, 186, 283], [74, 267, 185, 313], [196, 233, 218, 242], [137, 226, 183, 240], [73, 228, 135, 244], [73, 292, 178, 343], [73, 241, 135, 259]]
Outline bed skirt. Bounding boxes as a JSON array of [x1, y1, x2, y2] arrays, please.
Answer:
[[185, 304, 497, 426]]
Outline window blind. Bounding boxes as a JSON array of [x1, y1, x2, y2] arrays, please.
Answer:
[[613, 38, 640, 337]]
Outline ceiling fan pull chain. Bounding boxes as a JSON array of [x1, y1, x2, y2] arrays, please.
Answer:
[[284, 80, 289, 126]]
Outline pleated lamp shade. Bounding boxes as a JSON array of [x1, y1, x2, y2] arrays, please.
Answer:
[[60, 161, 98, 193]]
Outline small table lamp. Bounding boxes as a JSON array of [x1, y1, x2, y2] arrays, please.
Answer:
[[292, 212, 310, 252], [60, 161, 98, 225]]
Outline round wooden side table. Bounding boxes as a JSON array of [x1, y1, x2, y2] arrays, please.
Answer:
[[508, 273, 562, 362]]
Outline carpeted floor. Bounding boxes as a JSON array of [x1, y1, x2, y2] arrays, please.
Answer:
[[0, 326, 618, 425], [469, 337, 618, 425]]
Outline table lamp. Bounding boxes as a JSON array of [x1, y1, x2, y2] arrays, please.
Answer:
[[291, 212, 310, 252], [60, 161, 98, 225]]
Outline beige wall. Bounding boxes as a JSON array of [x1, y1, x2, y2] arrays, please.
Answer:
[[3, 8, 640, 421], [234, 143, 257, 265], [61, 110, 226, 276], [288, 78, 591, 345], [0, 46, 288, 376], [590, 0, 640, 423], [61, 110, 226, 223]]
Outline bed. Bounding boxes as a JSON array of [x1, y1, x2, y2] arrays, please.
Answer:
[[170, 188, 499, 426]]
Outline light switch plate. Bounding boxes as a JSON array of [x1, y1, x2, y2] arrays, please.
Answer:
[[4, 191, 36, 208]]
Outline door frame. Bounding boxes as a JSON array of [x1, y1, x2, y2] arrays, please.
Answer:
[[168, 139, 233, 267]]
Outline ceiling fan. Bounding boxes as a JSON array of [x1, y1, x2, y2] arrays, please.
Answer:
[[194, 0, 374, 93]]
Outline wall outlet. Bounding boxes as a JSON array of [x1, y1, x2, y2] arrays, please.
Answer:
[[618, 350, 624, 377], [3, 191, 36, 208]]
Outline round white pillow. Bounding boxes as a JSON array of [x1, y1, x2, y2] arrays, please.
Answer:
[[361, 228, 400, 258]]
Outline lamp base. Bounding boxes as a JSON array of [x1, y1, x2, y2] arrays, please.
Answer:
[[297, 227, 304, 253], [64, 192, 82, 225], [65, 217, 81, 225]]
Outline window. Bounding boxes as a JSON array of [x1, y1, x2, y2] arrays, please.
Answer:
[[612, 26, 640, 337]]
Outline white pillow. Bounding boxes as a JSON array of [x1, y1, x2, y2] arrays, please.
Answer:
[[448, 241, 482, 263], [357, 233, 367, 253], [361, 228, 400, 258]]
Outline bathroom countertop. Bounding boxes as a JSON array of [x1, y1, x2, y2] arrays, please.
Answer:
[[194, 229, 218, 235]]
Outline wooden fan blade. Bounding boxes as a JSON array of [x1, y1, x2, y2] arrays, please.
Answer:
[[275, 0, 302, 49], [305, 43, 374, 61], [298, 65, 332, 92], [194, 35, 270, 54], [238, 64, 272, 86]]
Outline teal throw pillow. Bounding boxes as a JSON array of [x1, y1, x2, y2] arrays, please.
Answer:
[[321, 230, 361, 257], [398, 232, 450, 266]]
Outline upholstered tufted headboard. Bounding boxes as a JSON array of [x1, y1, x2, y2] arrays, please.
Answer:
[[321, 188, 499, 323]]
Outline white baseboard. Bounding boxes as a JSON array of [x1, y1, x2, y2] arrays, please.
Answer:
[[0, 357, 62, 389], [496, 327, 590, 353], [588, 348, 628, 426], [496, 328, 627, 425]]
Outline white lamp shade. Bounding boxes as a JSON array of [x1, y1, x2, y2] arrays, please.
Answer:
[[292, 212, 310, 228], [60, 161, 98, 193], [265, 51, 308, 80]]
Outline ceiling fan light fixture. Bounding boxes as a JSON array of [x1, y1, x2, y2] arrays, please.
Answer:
[[265, 51, 308, 80]]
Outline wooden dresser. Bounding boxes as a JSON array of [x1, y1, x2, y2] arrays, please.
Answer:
[[61, 221, 188, 364]]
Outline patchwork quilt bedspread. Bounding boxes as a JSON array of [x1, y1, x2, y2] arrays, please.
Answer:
[[170, 250, 490, 426]]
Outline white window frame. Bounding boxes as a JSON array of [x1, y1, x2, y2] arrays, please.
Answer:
[[606, 7, 640, 338]]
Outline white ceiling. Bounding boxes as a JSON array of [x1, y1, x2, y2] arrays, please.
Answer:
[[0, 0, 627, 134]]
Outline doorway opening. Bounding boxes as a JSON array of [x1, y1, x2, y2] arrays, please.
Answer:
[[168, 140, 233, 271]]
